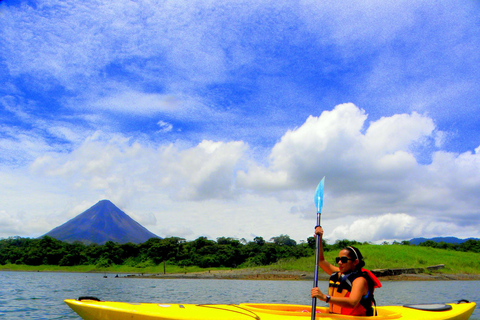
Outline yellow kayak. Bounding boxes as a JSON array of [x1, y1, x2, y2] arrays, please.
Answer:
[[65, 297, 476, 320]]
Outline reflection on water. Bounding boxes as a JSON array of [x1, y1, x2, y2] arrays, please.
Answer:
[[0, 271, 478, 319]]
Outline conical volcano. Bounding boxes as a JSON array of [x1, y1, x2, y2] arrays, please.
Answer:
[[44, 200, 160, 244]]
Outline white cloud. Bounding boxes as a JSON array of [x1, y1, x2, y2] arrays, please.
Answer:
[[328, 213, 419, 243], [30, 132, 248, 202], [237, 103, 480, 230], [92, 91, 181, 115], [237, 103, 366, 190], [237, 103, 435, 191], [157, 120, 173, 133], [364, 112, 435, 154], [1, 104, 479, 241], [0, 127, 57, 165], [326, 212, 479, 243], [169, 140, 248, 200], [0, 209, 24, 236]]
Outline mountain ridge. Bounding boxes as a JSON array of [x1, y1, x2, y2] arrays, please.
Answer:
[[44, 200, 160, 244]]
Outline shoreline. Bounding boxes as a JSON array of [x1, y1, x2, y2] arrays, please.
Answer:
[[2, 268, 480, 281]]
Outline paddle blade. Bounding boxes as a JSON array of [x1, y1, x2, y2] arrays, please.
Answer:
[[314, 177, 325, 213]]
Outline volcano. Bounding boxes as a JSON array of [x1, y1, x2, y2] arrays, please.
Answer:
[[44, 200, 160, 244]]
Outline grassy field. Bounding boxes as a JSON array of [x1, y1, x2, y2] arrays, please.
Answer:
[[1, 245, 479, 275], [264, 245, 480, 275]]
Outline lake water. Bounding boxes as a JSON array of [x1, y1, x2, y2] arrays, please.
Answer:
[[0, 271, 478, 319]]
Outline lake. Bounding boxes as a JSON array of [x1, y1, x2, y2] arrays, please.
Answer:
[[0, 271, 478, 319]]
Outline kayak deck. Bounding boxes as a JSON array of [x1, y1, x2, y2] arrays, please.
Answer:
[[65, 298, 476, 320]]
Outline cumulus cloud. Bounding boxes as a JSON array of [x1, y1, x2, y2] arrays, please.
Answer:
[[1, 102, 478, 241], [326, 212, 480, 243], [238, 103, 480, 230], [0, 108, 478, 241], [162, 140, 248, 200], [30, 132, 248, 203], [237, 103, 435, 191], [328, 213, 419, 242]]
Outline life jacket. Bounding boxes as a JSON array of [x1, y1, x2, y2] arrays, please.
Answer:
[[328, 268, 382, 316]]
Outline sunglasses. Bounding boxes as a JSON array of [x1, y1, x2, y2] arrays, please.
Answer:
[[335, 256, 354, 264]]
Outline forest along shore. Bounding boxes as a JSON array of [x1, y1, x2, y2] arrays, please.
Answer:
[[122, 267, 480, 281]]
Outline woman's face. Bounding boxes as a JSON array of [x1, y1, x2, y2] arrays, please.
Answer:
[[337, 249, 358, 273]]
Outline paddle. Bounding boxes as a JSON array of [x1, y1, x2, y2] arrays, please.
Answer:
[[311, 177, 325, 320]]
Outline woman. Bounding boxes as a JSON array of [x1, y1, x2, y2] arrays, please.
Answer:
[[311, 226, 381, 316]]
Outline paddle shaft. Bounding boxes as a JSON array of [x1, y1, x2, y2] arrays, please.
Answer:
[[311, 211, 321, 320]]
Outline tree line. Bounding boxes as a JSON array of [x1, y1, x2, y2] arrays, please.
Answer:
[[0, 235, 317, 268], [1, 235, 478, 269]]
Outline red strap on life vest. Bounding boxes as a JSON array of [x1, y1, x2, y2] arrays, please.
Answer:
[[361, 268, 382, 288]]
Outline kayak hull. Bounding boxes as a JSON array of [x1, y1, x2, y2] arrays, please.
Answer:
[[65, 299, 476, 320]]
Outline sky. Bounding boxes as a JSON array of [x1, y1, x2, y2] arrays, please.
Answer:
[[1, 0, 479, 244]]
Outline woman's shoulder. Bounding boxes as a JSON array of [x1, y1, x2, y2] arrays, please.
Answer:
[[348, 271, 369, 285], [352, 275, 367, 284]]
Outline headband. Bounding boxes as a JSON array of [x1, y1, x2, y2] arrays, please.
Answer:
[[347, 246, 359, 260]]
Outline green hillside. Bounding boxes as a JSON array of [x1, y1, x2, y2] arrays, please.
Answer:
[[264, 244, 480, 275]]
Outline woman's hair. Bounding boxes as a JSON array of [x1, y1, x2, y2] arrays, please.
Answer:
[[345, 246, 365, 270]]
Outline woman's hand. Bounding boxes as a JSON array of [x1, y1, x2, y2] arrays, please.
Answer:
[[313, 226, 338, 275], [311, 287, 326, 301], [314, 226, 324, 238]]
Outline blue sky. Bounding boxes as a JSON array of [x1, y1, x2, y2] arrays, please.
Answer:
[[1, 0, 479, 243]]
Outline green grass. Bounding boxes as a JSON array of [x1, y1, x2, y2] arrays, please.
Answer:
[[0, 263, 222, 274], [1, 245, 478, 275], [265, 245, 480, 275], [0, 264, 99, 273]]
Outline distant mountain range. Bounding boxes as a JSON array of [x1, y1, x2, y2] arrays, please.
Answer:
[[43, 200, 160, 244], [409, 237, 479, 245]]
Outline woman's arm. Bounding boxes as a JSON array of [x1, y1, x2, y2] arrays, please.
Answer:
[[315, 226, 339, 275], [311, 277, 368, 309]]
